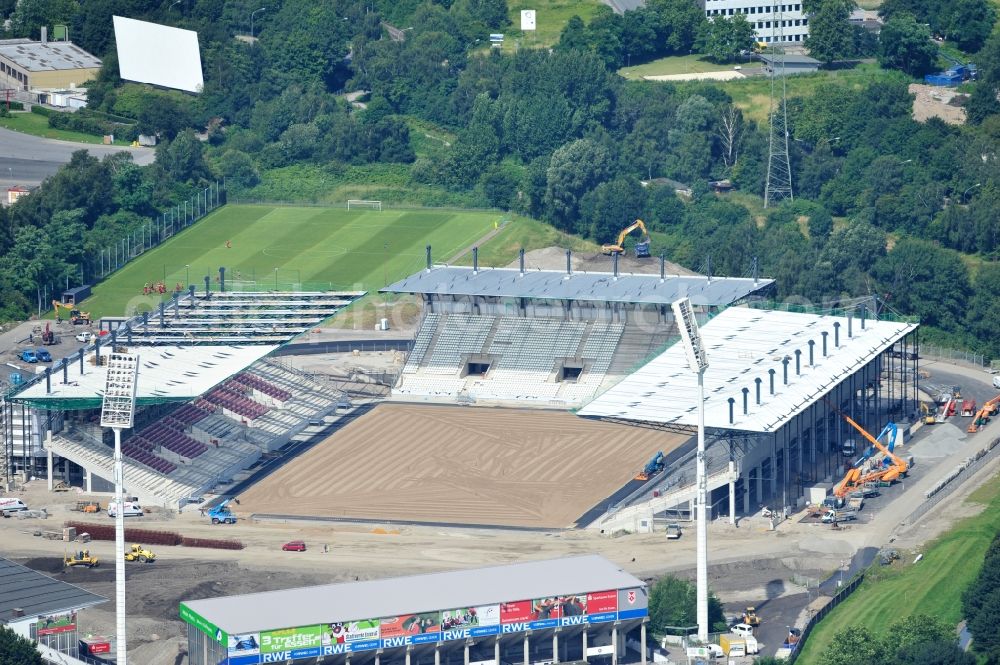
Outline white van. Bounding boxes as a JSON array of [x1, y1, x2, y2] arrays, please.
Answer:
[[107, 501, 144, 517], [993, 375, 1000, 389], [0, 498, 28, 512], [730, 623, 756, 638]]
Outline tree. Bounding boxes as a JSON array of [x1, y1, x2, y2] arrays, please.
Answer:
[[967, 31, 1000, 124], [878, 14, 938, 76], [0, 626, 43, 665], [218, 150, 261, 191], [804, 0, 857, 63], [696, 14, 755, 63], [874, 238, 969, 332], [647, 576, 727, 636], [716, 104, 744, 170], [942, 0, 995, 52], [580, 177, 647, 244], [544, 138, 612, 233], [154, 131, 213, 184]]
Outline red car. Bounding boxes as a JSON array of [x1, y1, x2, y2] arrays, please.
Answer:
[[282, 540, 306, 552]]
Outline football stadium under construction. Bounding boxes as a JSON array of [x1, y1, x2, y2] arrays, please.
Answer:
[[0, 248, 920, 532]]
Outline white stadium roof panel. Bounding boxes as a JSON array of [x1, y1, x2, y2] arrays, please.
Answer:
[[384, 266, 774, 306], [16, 345, 278, 406], [579, 307, 916, 433], [183, 555, 643, 634], [113, 16, 203, 93]]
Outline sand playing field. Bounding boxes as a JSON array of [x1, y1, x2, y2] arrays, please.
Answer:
[[238, 403, 688, 528]]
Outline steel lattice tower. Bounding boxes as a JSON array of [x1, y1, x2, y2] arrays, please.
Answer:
[[764, 2, 793, 207]]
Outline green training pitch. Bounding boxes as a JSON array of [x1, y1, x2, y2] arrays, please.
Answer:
[[79, 204, 502, 319]]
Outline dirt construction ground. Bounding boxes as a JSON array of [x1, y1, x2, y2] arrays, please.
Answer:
[[237, 403, 687, 528]]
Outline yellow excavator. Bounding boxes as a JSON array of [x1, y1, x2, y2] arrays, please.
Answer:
[[602, 219, 651, 258], [51, 300, 91, 325]]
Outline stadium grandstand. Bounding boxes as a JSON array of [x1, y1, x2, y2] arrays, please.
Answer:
[[0, 288, 365, 506], [383, 249, 775, 407], [578, 305, 919, 531]]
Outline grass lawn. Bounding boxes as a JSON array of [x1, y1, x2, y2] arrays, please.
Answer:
[[687, 62, 904, 123], [77, 204, 503, 319], [0, 111, 129, 145], [797, 471, 1000, 661], [454, 216, 600, 268], [504, 0, 603, 48], [619, 54, 737, 80]]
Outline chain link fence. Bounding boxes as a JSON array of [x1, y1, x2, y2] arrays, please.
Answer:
[[903, 434, 1000, 526], [790, 573, 866, 662], [920, 344, 988, 368]]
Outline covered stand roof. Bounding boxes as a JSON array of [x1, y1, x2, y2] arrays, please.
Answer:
[[14, 345, 279, 409], [0, 39, 101, 71], [0, 557, 106, 623], [182, 555, 643, 635], [384, 266, 773, 306], [579, 307, 917, 433]]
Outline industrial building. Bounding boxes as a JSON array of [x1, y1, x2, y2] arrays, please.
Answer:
[[0, 36, 100, 92], [758, 54, 822, 76], [700, 0, 809, 44], [181, 555, 649, 665]]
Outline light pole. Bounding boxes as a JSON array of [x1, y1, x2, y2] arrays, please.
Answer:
[[672, 297, 710, 643], [100, 353, 139, 665], [185, 264, 190, 288], [963, 182, 981, 203], [250, 7, 266, 38], [274, 267, 278, 290]]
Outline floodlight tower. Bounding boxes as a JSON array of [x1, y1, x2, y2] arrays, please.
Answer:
[[99, 352, 140, 665], [671, 298, 709, 642]]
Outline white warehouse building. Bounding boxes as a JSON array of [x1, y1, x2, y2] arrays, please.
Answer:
[[701, 0, 809, 44]]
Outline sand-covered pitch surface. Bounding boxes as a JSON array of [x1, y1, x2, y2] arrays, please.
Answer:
[[238, 403, 687, 528]]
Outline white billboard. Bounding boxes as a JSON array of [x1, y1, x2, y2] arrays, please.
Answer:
[[520, 10, 537, 31], [113, 16, 203, 93]]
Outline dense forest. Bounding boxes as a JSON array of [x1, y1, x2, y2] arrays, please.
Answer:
[[0, 0, 998, 360]]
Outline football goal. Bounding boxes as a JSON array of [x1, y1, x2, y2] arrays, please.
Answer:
[[347, 199, 383, 211]]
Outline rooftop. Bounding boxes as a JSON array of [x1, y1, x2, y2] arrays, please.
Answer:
[[0, 557, 106, 623], [579, 306, 917, 432], [13, 344, 279, 409], [384, 266, 773, 306], [182, 555, 644, 634], [0, 39, 101, 72]]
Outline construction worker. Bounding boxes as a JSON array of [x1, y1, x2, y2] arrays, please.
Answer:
[[225, 240, 232, 248]]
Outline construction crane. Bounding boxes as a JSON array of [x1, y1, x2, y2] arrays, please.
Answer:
[[968, 394, 1000, 434], [51, 300, 90, 325], [601, 219, 651, 258], [832, 413, 908, 498]]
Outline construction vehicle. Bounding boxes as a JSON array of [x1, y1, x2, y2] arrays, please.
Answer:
[[51, 300, 91, 325], [601, 219, 651, 258], [124, 544, 156, 563], [207, 499, 238, 525], [741, 607, 761, 627], [64, 550, 99, 568], [41, 323, 56, 345], [665, 523, 682, 539], [961, 400, 977, 417], [74, 500, 101, 513], [920, 403, 936, 425], [635, 451, 664, 481], [822, 509, 858, 523], [833, 415, 908, 499], [967, 394, 1000, 434]]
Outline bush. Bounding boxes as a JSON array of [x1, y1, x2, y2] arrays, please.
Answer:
[[31, 105, 52, 116]]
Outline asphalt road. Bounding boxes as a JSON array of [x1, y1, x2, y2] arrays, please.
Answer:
[[604, 0, 645, 11], [0, 126, 155, 187]]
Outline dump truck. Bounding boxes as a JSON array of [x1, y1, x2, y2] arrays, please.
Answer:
[[124, 544, 155, 563]]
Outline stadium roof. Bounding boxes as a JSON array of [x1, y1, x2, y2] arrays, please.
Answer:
[[182, 555, 643, 634], [0, 39, 101, 71], [579, 307, 917, 433], [13, 345, 279, 409], [384, 266, 773, 306], [0, 557, 106, 623]]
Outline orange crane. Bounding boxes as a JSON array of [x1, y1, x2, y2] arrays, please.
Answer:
[[967, 394, 1000, 434], [832, 412, 908, 498]]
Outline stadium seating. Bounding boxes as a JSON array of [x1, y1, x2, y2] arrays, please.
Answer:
[[402, 313, 439, 374], [425, 314, 495, 373], [233, 373, 293, 402]]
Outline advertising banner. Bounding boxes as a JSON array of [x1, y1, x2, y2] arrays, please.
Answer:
[[260, 624, 324, 660], [179, 603, 226, 643], [324, 619, 380, 645], [441, 605, 501, 640], [36, 612, 76, 636], [500, 601, 533, 624], [532, 595, 587, 620], [380, 612, 441, 646], [616, 587, 649, 620], [228, 633, 261, 657], [585, 590, 618, 624]]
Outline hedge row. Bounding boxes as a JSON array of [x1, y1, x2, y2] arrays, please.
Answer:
[[65, 521, 244, 550]]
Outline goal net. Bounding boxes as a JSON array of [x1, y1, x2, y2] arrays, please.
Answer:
[[347, 199, 383, 211]]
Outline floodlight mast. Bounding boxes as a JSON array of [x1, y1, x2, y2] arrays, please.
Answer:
[[671, 298, 709, 643], [100, 353, 140, 665]]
